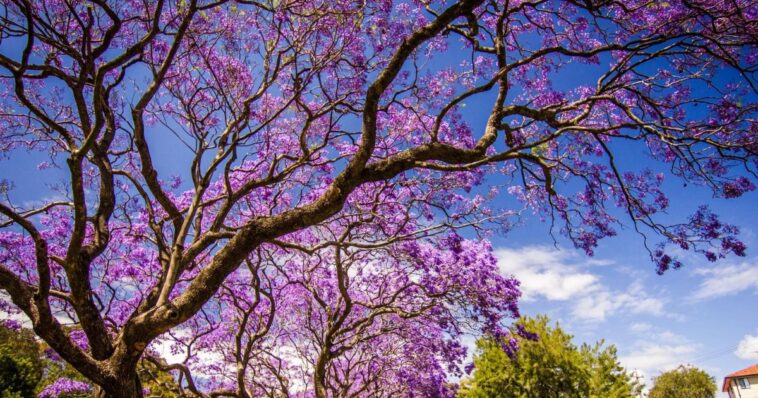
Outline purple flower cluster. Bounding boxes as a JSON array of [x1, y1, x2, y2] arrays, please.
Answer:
[[38, 378, 91, 398]]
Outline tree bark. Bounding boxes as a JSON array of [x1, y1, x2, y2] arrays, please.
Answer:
[[94, 372, 143, 398], [313, 353, 329, 398]]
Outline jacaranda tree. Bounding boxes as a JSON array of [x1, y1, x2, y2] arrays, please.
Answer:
[[0, 0, 755, 396]]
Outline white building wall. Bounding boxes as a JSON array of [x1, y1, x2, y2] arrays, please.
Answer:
[[728, 375, 758, 398]]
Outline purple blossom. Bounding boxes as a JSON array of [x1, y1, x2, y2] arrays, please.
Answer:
[[0, 319, 22, 331], [38, 378, 91, 398]]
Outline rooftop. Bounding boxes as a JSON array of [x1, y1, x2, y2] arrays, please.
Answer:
[[722, 364, 758, 392]]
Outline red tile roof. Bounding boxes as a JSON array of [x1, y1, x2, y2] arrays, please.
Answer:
[[722, 364, 758, 392]]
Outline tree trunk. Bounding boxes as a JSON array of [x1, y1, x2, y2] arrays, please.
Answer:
[[94, 372, 143, 398], [314, 379, 327, 398], [314, 356, 328, 398]]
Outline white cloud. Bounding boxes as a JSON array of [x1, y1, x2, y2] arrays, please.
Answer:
[[691, 262, 758, 300], [495, 246, 665, 322], [630, 322, 653, 333], [620, 342, 700, 387], [496, 246, 600, 301], [620, 328, 701, 390], [735, 332, 758, 360], [571, 281, 665, 321], [621, 343, 698, 374]]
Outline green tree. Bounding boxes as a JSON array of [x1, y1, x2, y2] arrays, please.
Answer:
[[648, 366, 716, 398], [0, 324, 42, 369], [0, 323, 43, 397], [0, 351, 41, 398], [458, 316, 641, 398]]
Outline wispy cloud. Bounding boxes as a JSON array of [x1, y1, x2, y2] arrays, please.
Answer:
[[690, 262, 758, 300], [621, 343, 699, 373], [620, 342, 700, 384], [495, 246, 665, 322], [630, 322, 654, 333], [570, 281, 665, 321], [619, 327, 702, 389], [735, 331, 758, 360]]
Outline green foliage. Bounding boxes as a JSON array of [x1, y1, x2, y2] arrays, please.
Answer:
[[0, 325, 44, 373], [0, 351, 41, 398], [648, 366, 716, 398], [0, 324, 43, 397], [458, 315, 641, 398], [0, 323, 89, 396]]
